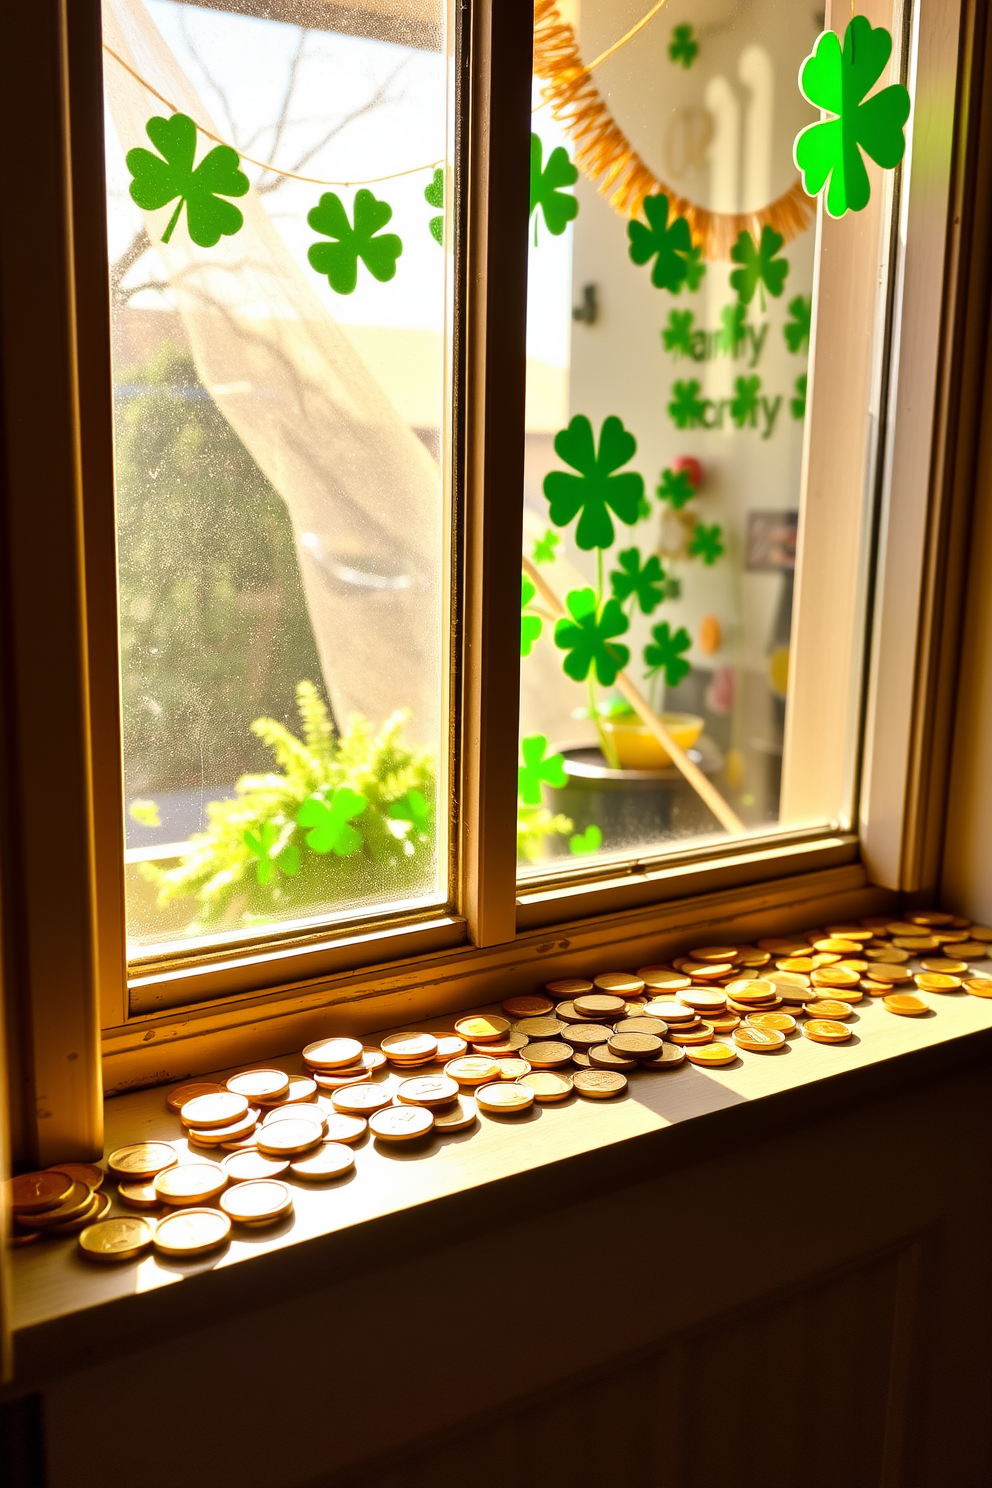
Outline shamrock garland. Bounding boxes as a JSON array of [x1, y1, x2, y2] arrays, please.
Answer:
[[784, 295, 812, 353], [543, 415, 644, 551], [690, 523, 725, 566], [668, 24, 699, 70], [791, 374, 808, 420], [307, 190, 403, 294], [628, 193, 702, 294], [656, 466, 695, 510], [730, 227, 789, 309], [521, 577, 543, 657], [425, 168, 444, 245], [530, 133, 579, 241], [127, 113, 249, 247], [794, 17, 911, 217], [668, 380, 706, 430]]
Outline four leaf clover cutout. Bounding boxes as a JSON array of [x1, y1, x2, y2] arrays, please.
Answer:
[[544, 415, 645, 551]]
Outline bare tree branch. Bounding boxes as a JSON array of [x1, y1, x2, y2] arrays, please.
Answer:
[[254, 28, 309, 192], [116, 280, 169, 306], [179, 9, 240, 145], [111, 226, 152, 305]]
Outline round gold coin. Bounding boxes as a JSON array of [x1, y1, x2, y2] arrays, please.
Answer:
[[501, 994, 554, 1019], [637, 967, 691, 990], [380, 1032, 439, 1062], [914, 973, 961, 992], [514, 1017, 565, 1040], [396, 1075, 460, 1108], [747, 1011, 797, 1034], [725, 978, 777, 1002], [51, 1189, 110, 1236], [474, 1032, 530, 1057], [369, 1105, 435, 1141], [593, 972, 646, 995], [454, 1014, 510, 1042], [323, 1113, 368, 1144], [493, 1057, 533, 1080], [118, 1179, 163, 1210], [964, 978, 992, 997], [776, 957, 817, 974], [186, 1108, 260, 1146], [736, 949, 772, 967], [691, 945, 740, 962], [225, 1069, 290, 1102], [220, 1179, 293, 1225], [78, 1216, 155, 1263], [642, 1042, 687, 1068], [864, 962, 913, 983], [811, 966, 861, 989], [882, 993, 928, 1016], [432, 1095, 479, 1131], [608, 1031, 663, 1059], [802, 1019, 852, 1044], [302, 1037, 364, 1069], [686, 1042, 737, 1067], [285, 1075, 319, 1102], [680, 961, 733, 979], [564, 1022, 617, 1050], [361, 1050, 388, 1073], [180, 1092, 249, 1130], [263, 1103, 327, 1130], [107, 1142, 179, 1181], [255, 1117, 325, 1154], [613, 1016, 669, 1038], [709, 1013, 742, 1033], [545, 977, 594, 996], [552, 1001, 587, 1024], [314, 1069, 369, 1091], [642, 999, 696, 1023], [668, 1025, 713, 1046], [520, 1070, 573, 1102], [515, 1040, 573, 1070], [805, 999, 855, 1020], [222, 1150, 290, 1182], [947, 941, 990, 959], [154, 1162, 227, 1205], [920, 958, 967, 975], [6, 1170, 72, 1215], [589, 1044, 637, 1071], [677, 989, 727, 1013], [573, 1068, 627, 1099], [444, 1055, 502, 1085], [154, 1207, 232, 1258], [166, 1081, 224, 1114], [433, 1035, 468, 1061], [289, 1142, 356, 1180], [330, 1084, 393, 1116], [573, 993, 626, 1020], [476, 1082, 535, 1114], [31, 1182, 95, 1228], [813, 937, 861, 954], [733, 1025, 785, 1052], [46, 1162, 104, 1192]]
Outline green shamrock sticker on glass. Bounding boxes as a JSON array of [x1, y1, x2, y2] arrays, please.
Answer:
[[644, 621, 692, 686], [610, 548, 666, 615], [569, 823, 603, 855], [681, 244, 707, 292], [730, 375, 762, 430], [296, 786, 368, 856], [794, 17, 911, 217], [126, 113, 249, 247], [785, 295, 812, 353], [663, 310, 695, 359], [656, 466, 695, 509], [791, 373, 808, 420], [530, 134, 579, 241], [308, 189, 402, 294], [628, 193, 697, 293], [543, 414, 644, 551], [243, 823, 299, 885], [554, 589, 630, 685], [532, 529, 559, 565], [669, 23, 699, 69], [425, 167, 444, 245], [690, 523, 725, 566], [730, 226, 789, 309], [518, 735, 568, 805], [387, 789, 434, 838], [716, 303, 748, 358], [668, 379, 706, 430], [521, 576, 543, 657]]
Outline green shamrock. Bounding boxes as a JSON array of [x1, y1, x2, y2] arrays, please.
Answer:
[[795, 17, 911, 218], [690, 522, 725, 565], [425, 167, 444, 245], [569, 824, 603, 855], [543, 415, 644, 551], [243, 823, 299, 885], [663, 574, 682, 601], [663, 310, 695, 358], [716, 303, 748, 358], [644, 621, 692, 686], [554, 589, 630, 685], [656, 466, 695, 510], [387, 789, 434, 837], [532, 529, 560, 565], [785, 295, 812, 353], [521, 576, 543, 657], [669, 23, 699, 69], [730, 226, 789, 309], [628, 194, 696, 292], [791, 373, 808, 420], [126, 113, 249, 247], [518, 734, 568, 806], [668, 379, 706, 430], [730, 374, 762, 429], [307, 190, 402, 294], [530, 134, 579, 240], [682, 244, 707, 291], [610, 548, 666, 615], [296, 786, 368, 855]]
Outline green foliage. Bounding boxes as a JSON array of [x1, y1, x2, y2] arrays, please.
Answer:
[[644, 621, 692, 686], [521, 576, 543, 657], [554, 589, 630, 685], [668, 23, 699, 68], [785, 295, 812, 353], [129, 800, 161, 829], [140, 685, 435, 929], [518, 734, 567, 805], [628, 194, 696, 293], [690, 523, 725, 566], [425, 168, 444, 244], [307, 189, 402, 294], [730, 374, 762, 429], [716, 303, 749, 357], [656, 466, 695, 510], [663, 310, 695, 358], [668, 379, 706, 429], [543, 415, 644, 551], [126, 113, 249, 247], [532, 529, 560, 565], [530, 134, 579, 239], [730, 226, 789, 308], [610, 547, 666, 615], [569, 823, 603, 854], [795, 18, 911, 217], [791, 373, 808, 420]]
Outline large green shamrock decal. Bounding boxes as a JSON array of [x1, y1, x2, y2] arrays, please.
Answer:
[[794, 18, 911, 218], [716, 303, 748, 357], [668, 379, 706, 429], [521, 576, 543, 657], [663, 309, 695, 358], [730, 227, 789, 309], [644, 622, 692, 686], [532, 529, 560, 565], [554, 589, 630, 685], [628, 194, 696, 292], [730, 374, 762, 429], [243, 822, 299, 885], [126, 113, 249, 247], [425, 168, 444, 245], [791, 373, 808, 420], [656, 466, 695, 510], [518, 734, 567, 806], [669, 23, 699, 69], [543, 415, 644, 551], [530, 134, 579, 240], [296, 786, 368, 855], [307, 190, 402, 294], [610, 548, 666, 615], [785, 295, 812, 353], [387, 789, 434, 837], [569, 823, 603, 855], [690, 522, 725, 565]]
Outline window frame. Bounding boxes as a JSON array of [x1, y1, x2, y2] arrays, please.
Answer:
[[0, 0, 987, 1161]]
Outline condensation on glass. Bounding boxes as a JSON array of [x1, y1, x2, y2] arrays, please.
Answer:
[[518, 0, 831, 878], [103, 0, 453, 952]]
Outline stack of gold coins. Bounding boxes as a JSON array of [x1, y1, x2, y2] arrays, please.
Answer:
[[302, 1038, 369, 1089], [6, 1167, 110, 1245], [379, 1032, 439, 1069]]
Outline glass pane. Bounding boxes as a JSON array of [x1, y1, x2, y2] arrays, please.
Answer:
[[103, 0, 452, 953], [519, 0, 831, 876]]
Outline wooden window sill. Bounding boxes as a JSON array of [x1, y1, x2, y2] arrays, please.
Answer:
[[10, 979, 992, 1387]]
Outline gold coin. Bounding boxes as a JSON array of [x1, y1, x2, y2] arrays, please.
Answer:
[[805, 998, 854, 1020], [964, 977, 992, 997], [432, 1096, 479, 1131], [286, 1075, 319, 1102], [552, 1001, 589, 1024], [514, 1017, 566, 1040], [545, 977, 594, 996], [920, 958, 967, 974], [866, 947, 910, 964], [30, 1182, 95, 1228], [153, 1207, 232, 1258], [47, 1162, 104, 1192], [727, 996, 777, 1014], [220, 1180, 293, 1225], [107, 1142, 178, 1181], [726, 978, 777, 1001], [637, 968, 691, 990], [736, 949, 772, 967], [777, 956, 817, 973], [892, 935, 940, 952], [861, 977, 889, 994], [948, 941, 990, 959], [474, 1032, 530, 1056], [50, 1189, 110, 1236], [433, 1035, 468, 1061], [570, 1050, 592, 1067], [330, 1085, 394, 1117], [154, 1162, 227, 1206], [6, 1170, 72, 1215], [118, 1179, 163, 1210], [589, 1044, 637, 1071], [180, 1092, 250, 1129], [515, 1040, 573, 1069], [573, 1069, 627, 1099], [493, 1058, 533, 1080], [520, 1071, 573, 1102], [564, 1022, 617, 1050], [289, 1143, 356, 1180], [677, 989, 727, 1013], [708, 1012, 742, 1033], [825, 924, 873, 940], [573, 993, 626, 1020], [608, 1031, 663, 1059], [185, 1108, 260, 1146], [886, 921, 921, 937], [882, 993, 928, 1016], [680, 961, 733, 979], [642, 999, 696, 1023], [444, 1055, 502, 1085], [78, 1216, 155, 1263], [907, 910, 955, 927], [166, 1081, 224, 1114], [263, 1103, 327, 1130], [396, 1075, 460, 1108], [225, 1069, 290, 1101], [222, 1151, 290, 1182], [733, 1025, 785, 1052], [454, 1014, 510, 1042], [593, 972, 645, 995], [767, 971, 811, 994], [747, 1011, 797, 1034], [476, 1082, 534, 1114], [802, 1019, 852, 1044], [501, 994, 554, 1019], [859, 962, 911, 983], [255, 1117, 325, 1154], [369, 1105, 434, 1141], [686, 1042, 737, 1067], [323, 1113, 368, 1144], [914, 973, 961, 992], [691, 945, 740, 962], [314, 1069, 371, 1091], [968, 925, 992, 941], [811, 967, 860, 989], [835, 959, 868, 973], [380, 1031, 439, 1061], [642, 1042, 687, 1068], [614, 1016, 668, 1038], [302, 1037, 365, 1069], [813, 937, 861, 954], [668, 1025, 713, 1046]]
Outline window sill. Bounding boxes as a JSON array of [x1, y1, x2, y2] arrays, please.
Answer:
[[12, 971, 992, 1389]]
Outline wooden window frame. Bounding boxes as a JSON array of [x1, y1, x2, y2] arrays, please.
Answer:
[[1, 0, 988, 1163]]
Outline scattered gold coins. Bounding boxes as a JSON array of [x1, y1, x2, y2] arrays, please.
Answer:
[[155, 1162, 227, 1206], [222, 1151, 290, 1182], [180, 1092, 249, 1129], [686, 1042, 737, 1067], [501, 994, 554, 1019], [476, 1083, 535, 1115], [733, 1025, 785, 1052], [444, 1055, 502, 1085], [396, 1075, 459, 1108], [521, 1071, 573, 1102], [302, 1038, 364, 1070], [220, 1180, 293, 1226], [882, 993, 928, 1016], [802, 1019, 852, 1044], [225, 1069, 290, 1101], [573, 1069, 627, 1099], [107, 1143, 178, 1181], [454, 1014, 509, 1042], [380, 1032, 438, 1063], [166, 1081, 224, 1114], [154, 1208, 232, 1258], [256, 1117, 325, 1153], [369, 1106, 434, 1141], [79, 1217, 155, 1263], [289, 1143, 356, 1180], [433, 1096, 479, 1131]]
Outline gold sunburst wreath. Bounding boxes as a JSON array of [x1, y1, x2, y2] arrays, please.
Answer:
[[533, 0, 815, 260]]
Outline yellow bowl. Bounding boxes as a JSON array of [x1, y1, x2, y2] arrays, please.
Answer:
[[600, 712, 704, 771]]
